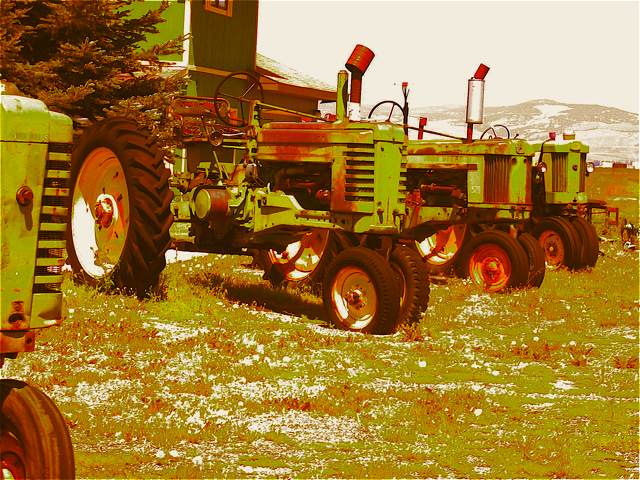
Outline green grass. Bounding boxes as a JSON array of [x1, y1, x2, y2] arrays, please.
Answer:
[[3, 242, 638, 478], [2, 169, 638, 478]]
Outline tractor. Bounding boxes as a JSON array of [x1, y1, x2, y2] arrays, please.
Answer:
[[530, 134, 603, 270], [1, 89, 75, 478], [262, 64, 547, 293], [67, 45, 494, 334]]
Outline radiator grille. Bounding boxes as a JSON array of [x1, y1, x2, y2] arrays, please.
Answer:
[[48, 142, 73, 154], [579, 153, 587, 192], [551, 153, 568, 192], [34, 146, 72, 293], [344, 147, 375, 203], [484, 155, 511, 203]]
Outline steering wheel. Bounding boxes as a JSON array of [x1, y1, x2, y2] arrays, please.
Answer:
[[213, 71, 264, 128], [367, 100, 405, 122], [480, 124, 511, 139]]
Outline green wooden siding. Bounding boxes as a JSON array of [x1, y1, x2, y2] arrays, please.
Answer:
[[191, 0, 258, 73]]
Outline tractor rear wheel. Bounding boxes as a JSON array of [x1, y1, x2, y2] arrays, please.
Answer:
[[571, 217, 599, 269], [535, 216, 581, 270], [518, 232, 546, 288], [390, 245, 430, 325], [67, 118, 173, 296], [259, 230, 336, 288], [455, 230, 529, 292], [1, 380, 74, 480], [416, 224, 468, 275], [323, 247, 400, 334]]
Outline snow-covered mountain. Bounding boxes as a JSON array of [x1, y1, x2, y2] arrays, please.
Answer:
[[362, 99, 639, 167]]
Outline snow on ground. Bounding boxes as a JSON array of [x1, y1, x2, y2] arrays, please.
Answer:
[[165, 249, 209, 264], [534, 104, 571, 117]]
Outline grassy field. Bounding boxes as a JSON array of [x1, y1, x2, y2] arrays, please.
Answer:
[[3, 169, 639, 478]]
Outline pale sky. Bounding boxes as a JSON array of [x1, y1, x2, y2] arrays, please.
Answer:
[[257, 1, 639, 113]]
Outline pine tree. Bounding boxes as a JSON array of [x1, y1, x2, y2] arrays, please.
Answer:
[[0, 0, 185, 148]]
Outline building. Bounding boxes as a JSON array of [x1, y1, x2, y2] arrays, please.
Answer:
[[130, 0, 335, 120]]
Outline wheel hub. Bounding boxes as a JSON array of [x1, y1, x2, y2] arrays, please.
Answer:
[[94, 194, 118, 229], [482, 257, 501, 280], [346, 287, 367, 309]]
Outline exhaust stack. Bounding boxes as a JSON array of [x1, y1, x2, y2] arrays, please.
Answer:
[[345, 44, 375, 120], [465, 63, 490, 142]]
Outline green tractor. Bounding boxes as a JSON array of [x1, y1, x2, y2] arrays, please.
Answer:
[[1, 90, 75, 478], [68, 45, 492, 333], [262, 64, 547, 293], [530, 134, 602, 270]]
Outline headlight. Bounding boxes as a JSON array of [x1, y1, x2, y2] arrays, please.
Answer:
[[537, 162, 547, 174], [586, 162, 595, 173]]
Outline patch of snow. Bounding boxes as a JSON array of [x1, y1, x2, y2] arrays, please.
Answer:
[[534, 104, 570, 117], [553, 379, 575, 391]]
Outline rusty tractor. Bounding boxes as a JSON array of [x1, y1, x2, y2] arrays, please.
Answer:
[[68, 45, 491, 334], [1, 89, 75, 478], [530, 134, 604, 270], [262, 64, 549, 293]]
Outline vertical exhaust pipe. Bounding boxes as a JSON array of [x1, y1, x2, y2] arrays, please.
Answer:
[[465, 63, 490, 142], [345, 44, 375, 120]]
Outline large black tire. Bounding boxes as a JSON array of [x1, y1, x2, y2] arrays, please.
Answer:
[[455, 230, 529, 292], [571, 217, 599, 269], [67, 118, 173, 296], [322, 247, 400, 335], [534, 216, 582, 270], [1, 380, 74, 479], [518, 232, 546, 288], [258, 230, 338, 289], [390, 245, 430, 325]]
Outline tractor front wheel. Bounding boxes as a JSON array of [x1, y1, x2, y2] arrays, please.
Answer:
[[571, 217, 599, 269], [322, 247, 400, 334], [456, 230, 529, 292], [1, 380, 74, 480], [390, 245, 430, 325], [518, 232, 546, 287], [535, 216, 582, 270], [67, 118, 173, 296]]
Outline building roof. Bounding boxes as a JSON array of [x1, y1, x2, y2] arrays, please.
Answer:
[[255, 53, 336, 102]]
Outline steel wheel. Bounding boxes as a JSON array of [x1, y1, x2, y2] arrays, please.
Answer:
[[416, 224, 467, 273], [571, 217, 599, 268], [456, 229, 529, 292], [390, 245, 430, 324], [534, 216, 581, 270], [331, 265, 379, 330], [1, 430, 26, 479], [0, 380, 74, 479], [267, 230, 332, 282], [469, 244, 512, 292], [518, 232, 546, 287], [67, 118, 173, 296], [322, 247, 400, 334], [538, 229, 565, 269], [71, 147, 129, 279]]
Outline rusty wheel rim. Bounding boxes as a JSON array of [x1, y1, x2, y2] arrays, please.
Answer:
[[1, 431, 27, 480], [469, 244, 512, 292], [538, 230, 565, 270], [267, 230, 330, 281], [71, 147, 130, 279], [417, 225, 467, 265], [331, 266, 377, 330]]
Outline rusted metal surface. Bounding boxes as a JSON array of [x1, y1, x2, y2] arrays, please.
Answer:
[[1, 95, 71, 356]]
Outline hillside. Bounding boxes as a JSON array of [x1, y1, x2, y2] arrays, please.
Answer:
[[361, 99, 639, 167]]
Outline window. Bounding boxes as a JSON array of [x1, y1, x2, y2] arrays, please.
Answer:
[[204, 0, 233, 17]]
